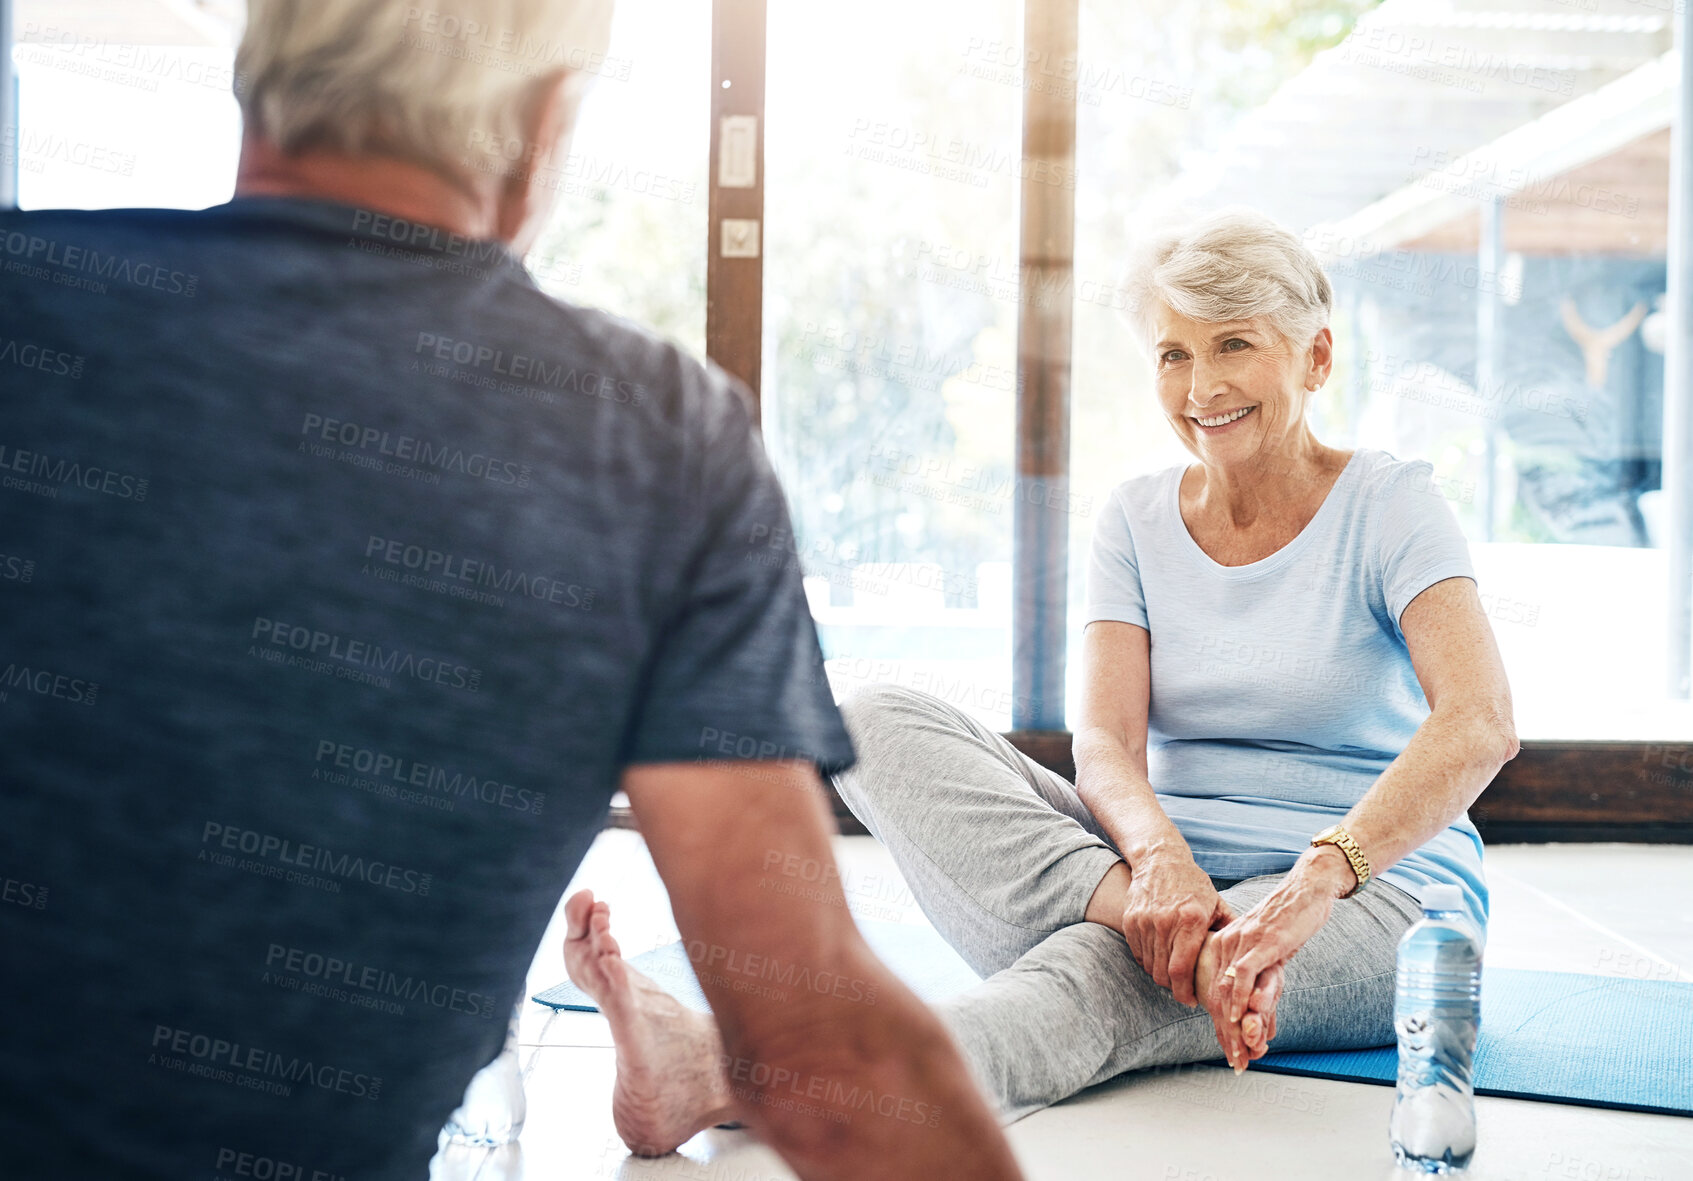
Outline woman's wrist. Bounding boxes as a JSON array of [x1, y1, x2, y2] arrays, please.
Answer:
[[1292, 843, 1357, 899], [1121, 827, 1193, 870]]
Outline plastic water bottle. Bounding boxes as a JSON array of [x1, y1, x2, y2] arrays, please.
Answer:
[[1390, 883, 1482, 1173], [441, 1003, 527, 1147]]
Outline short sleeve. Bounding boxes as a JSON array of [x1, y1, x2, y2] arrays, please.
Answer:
[[620, 364, 856, 777], [1085, 486, 1149, 630], [1378, 462, 1477, 636]]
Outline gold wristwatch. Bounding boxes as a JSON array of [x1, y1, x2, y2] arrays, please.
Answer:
[[1309, 823, 1370, 898]]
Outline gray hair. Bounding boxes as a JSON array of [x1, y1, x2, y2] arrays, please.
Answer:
[[1120, 207, 1333, 353], [237, 0, 614, 177]]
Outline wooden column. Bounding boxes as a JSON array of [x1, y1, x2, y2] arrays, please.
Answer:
[[706, 0, 768, 409], [1012, 0, 1079, 729]]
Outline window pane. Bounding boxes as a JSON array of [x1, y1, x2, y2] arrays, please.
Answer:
[[1068, 0, 1693, 739], [527, 0, 709, 356], [12, 9, 241, 211], [764, 0, 1024, 728], [10, 0, 706, 357]]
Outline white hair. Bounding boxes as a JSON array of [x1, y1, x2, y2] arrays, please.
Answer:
[[236, 0, 614, 178], [1120, 207, 1333, 353]]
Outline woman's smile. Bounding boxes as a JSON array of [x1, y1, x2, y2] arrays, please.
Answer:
[[1193, 404, 1257, 431]]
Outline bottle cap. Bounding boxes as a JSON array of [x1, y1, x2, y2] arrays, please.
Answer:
[[1421, 883, 1464, 913]]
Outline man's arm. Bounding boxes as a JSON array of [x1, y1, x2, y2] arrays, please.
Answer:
[[624, 759, 1024, 1181]]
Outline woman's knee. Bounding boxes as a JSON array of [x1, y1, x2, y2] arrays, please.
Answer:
[[831, 681, 1025, 837], [838, 682, 941, 736], [835, 683, 967, 775], [831, 683, 933, 816]]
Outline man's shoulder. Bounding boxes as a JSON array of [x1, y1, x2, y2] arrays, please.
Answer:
[[0, 206, 198, 281], [0, 203, 206, 244], [489, 286, 754, 433], [0, 203, 750, 436]]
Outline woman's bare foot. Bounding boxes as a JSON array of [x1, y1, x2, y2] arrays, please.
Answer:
[[1193, 931, 1279, 1072], [563, 890, 737, 1155]]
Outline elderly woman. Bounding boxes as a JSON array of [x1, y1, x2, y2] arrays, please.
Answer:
[[829, 207, 1519, 1120]]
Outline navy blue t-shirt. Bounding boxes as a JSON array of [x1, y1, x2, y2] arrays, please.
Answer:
[[0, 197, 853, 1180]]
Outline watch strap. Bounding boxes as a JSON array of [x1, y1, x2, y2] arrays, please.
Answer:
[[1312, 825, 1371, 898]]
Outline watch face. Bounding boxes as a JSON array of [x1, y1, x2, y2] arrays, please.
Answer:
[[1313, 825, 1340, 842]]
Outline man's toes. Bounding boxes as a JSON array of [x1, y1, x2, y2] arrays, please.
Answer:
[[564, 889, 596, 939], [592, 927, 626, 981]]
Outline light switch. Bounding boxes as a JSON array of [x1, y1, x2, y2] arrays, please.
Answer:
[[718, 115, 758, 189], [720, 218, 760, 259]]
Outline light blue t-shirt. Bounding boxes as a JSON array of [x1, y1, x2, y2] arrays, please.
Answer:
[[1085, 448, 1488, 934]]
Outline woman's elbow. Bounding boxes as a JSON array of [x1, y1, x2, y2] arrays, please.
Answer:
[[1469, 702, 1520, 768], [1072, 724, 1137, 767], [1435, 700, 1518, 770]]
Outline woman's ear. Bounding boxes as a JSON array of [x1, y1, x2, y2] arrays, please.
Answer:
[[1306, 325, 1335, 391]]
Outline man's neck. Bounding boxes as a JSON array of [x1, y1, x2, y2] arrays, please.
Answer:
[[234, 136, 503, 241]]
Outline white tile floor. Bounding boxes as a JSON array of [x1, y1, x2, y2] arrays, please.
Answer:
[[435, 834, 1693, 1181]]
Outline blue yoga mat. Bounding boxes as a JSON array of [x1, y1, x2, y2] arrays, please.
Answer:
[[534, 919, 1693, 1118], [1250, 968, 1693, 1118]]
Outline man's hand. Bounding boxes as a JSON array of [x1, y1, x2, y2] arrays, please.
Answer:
[[1119, 853, 1235, 1006]]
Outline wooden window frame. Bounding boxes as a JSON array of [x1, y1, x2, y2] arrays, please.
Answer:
[[706, 0, 767, 407]]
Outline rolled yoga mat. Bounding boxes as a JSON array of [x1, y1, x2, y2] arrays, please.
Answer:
[[534, 918, 1693, 1118]]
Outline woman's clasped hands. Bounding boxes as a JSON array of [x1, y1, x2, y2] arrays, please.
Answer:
[[1118, 853, 1331, 1073]]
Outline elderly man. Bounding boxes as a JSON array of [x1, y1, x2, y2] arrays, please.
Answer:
[[0, 2, 1021, 1179]]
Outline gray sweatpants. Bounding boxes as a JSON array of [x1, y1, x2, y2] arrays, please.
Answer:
[[831, 684, 1425, 1124]]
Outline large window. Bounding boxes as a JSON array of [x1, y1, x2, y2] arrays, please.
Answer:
[[763, 0, 1025, 728], [11, 11, 240, 210], [1066, 0, 1693, 739], [10, 0, 707, 355], [13, 0, 1688, 741]]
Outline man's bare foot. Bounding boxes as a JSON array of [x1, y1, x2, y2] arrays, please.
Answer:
[[563, 890, 737, 1155], [1193, 931, 1278, 1072]]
